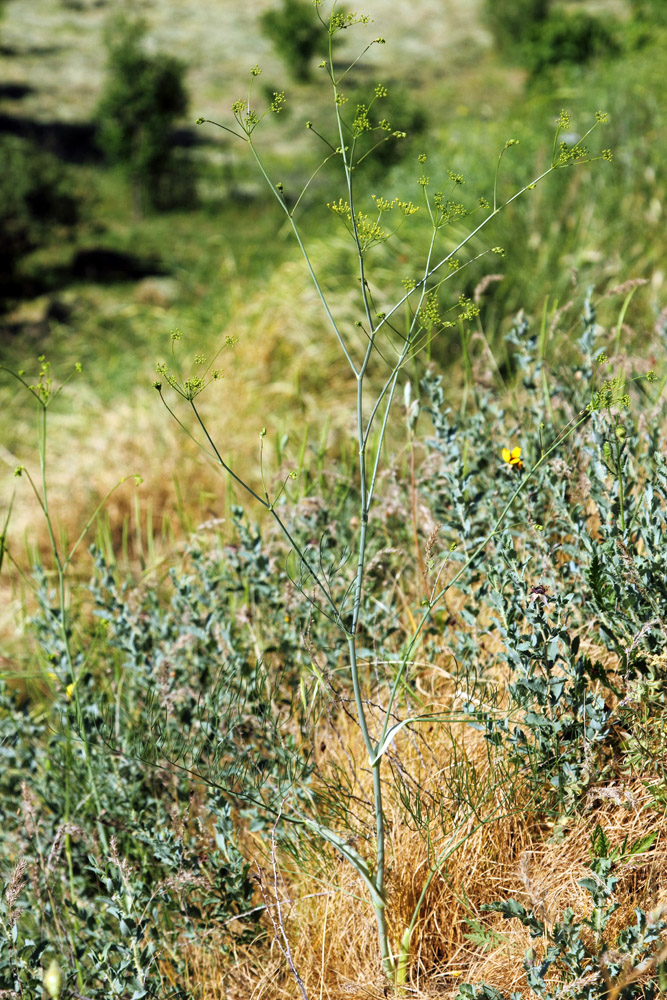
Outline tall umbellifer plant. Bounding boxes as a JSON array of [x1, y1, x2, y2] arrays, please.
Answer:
[[157, 1, 612, 985]]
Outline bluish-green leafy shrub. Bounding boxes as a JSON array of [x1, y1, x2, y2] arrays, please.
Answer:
[[2, 277, 664, 993], [416, 288, 665, 811], [1, 515, 323, 996]]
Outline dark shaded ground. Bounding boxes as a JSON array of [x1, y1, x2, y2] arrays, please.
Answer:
[[0, 114, 100, 163], [0, 248, 169, 333], [0, 83, 35, 99], [0, 113, 203, 164], [69, 247, 168, 282]]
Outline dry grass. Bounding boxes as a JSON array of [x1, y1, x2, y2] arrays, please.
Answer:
[[462, 781, 667, 996], [173, 627, 667, 999], [1, 0, 489, 128], [0, 245, 355, 585], [195, 779, 666, 1000]]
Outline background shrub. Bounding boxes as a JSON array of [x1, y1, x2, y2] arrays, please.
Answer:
[[629, 0, 667, 25], [483, 0, 618, 75], [96, 15, 192, 213], [483, 0, 551, 53], [260, 0, 328, 81], [522, 10, 620, 76], [0, 136, 78, 301]]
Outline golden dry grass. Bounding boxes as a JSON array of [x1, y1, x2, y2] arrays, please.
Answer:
[[0, 246, 356, 588], [176, 631, 667, 999]]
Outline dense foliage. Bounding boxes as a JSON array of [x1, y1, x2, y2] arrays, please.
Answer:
[[0, 136, 78, 300], [260, 0, 328, 81]]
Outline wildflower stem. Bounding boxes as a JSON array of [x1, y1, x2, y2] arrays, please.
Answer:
[[191, 401, 342, 625], [246, 139, 358, 376]]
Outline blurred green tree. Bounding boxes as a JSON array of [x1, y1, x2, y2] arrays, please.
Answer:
[[483, 0, 551, 53], [629, 0, 667, 24], [260, 0, 328, 81], [96, 16, 191, 214], [521, 9, 619, 76], [0, 136, 78, 301], [483, 0, 619, 76]]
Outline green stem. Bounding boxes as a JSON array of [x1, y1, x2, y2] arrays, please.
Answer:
[[190, 401, 341, 624], [616, 437, 626, 533], [37, 406, 108, 851], [396, 799, 519, 981], [247, 139, 357, 375]]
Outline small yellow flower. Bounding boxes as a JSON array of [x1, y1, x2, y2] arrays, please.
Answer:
[[502, 446, 523, 470], [66, 683, 74, 700]]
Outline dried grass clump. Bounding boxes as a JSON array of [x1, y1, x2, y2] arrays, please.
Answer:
[[459, 777, 667, 997], [182, 682, 538, 998], [182, 689, 667, 1000]]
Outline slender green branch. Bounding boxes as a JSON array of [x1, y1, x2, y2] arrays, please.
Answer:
[[190, 400, 271, 509], [382, 164, 557, 333], [247, 139, 358, 375], [191, 400, 342, 624], [197, 117, 246, 141], [290, 149, 338, 216], [64, 477, 141, 571], [366, 370, 400, 510], [336, 39, 380, 84], [396, 800, 521, 983]]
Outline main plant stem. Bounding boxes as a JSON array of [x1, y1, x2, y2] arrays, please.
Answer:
[[345, 341, 394, 974], [205, 27, 604, 982]]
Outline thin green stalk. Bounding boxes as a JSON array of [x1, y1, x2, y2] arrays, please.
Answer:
[[539, 296, 555, 425], [396, 797, 519, 983], [361, 227, 438, 452], [190, 400, 342, 625], [323, 28, 398, 975], [247, 139, 358, 376], [35, 405, 109, 851], [381, 164, 557, 334], [0, 493, 13, 574], [615, 436, 626, 533]]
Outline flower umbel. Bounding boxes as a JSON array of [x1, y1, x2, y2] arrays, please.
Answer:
[[502, 446, 524, 470]]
